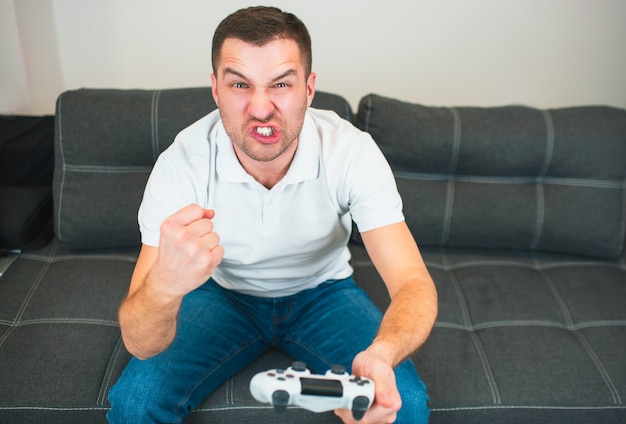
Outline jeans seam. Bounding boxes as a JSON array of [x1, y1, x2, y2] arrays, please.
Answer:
[[280, 336, 334, 371]]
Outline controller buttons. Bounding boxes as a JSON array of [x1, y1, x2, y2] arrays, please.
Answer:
[[331, 364, 346, 375], [291, 361, 307, 372]]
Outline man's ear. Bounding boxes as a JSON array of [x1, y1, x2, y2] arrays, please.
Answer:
[[211, 73, 219, 107], [306, 71, 316, 107]]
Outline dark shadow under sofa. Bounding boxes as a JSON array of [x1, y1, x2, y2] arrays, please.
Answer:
[[1, 87, 625, 423]]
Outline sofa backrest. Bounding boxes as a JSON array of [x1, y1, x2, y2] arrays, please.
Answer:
[[53, 87, 353, 250], [357, 94, 626, 258]]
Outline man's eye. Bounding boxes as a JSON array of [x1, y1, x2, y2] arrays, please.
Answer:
[[233, 82, 247, 89], [274, 82, 289, 89]]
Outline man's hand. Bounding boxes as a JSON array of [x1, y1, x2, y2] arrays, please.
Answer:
[[334, 351, 401, 424], [152, 204, 224, 301]]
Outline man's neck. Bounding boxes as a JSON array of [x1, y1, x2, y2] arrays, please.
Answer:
[[234, 140, 299, 190]]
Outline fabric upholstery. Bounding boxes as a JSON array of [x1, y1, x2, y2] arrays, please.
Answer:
[[356, 94, 626, 258], [351, 245, 626, 423]]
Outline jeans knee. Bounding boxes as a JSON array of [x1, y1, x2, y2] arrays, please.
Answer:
[[107, 381, 143, 423], [107, 368, 185, 424]]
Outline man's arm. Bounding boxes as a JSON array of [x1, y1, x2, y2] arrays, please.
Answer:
[[118, 204, 224, 360], [336, 220, 437, 423], [360, 220, 438, 366]]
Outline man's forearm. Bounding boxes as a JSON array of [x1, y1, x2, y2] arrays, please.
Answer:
[[368, 280, 438, 367], [118, 272, 182, 360]]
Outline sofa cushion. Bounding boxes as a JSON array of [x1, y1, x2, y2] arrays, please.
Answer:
[[351, 244, 626, 423], [356, 94, 626, 258], [53, 88, 353, 250]]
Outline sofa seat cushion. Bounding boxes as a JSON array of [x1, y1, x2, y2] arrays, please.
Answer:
[[0, 241, 135, 422], [351, 244, 626, 423], [0, 241, 354, 423], [3, 241, 624, 423], [356, 94, 626, 258]]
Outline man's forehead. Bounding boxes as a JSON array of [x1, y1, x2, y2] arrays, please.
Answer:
[[216, 38, 305, 77]]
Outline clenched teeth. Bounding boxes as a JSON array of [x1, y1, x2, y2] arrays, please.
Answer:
[[255, 126, 274, 136]]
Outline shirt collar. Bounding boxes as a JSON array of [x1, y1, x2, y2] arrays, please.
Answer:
[[215, 111, 319, 187]]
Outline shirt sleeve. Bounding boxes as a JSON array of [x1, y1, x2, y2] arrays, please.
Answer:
[[346, 133, 404, 233], [137, 113, 215, 247], [138, 153, 189, 247]]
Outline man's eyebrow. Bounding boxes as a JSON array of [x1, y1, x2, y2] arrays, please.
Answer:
[[272, 69, 298, 82], [222, 67, 248, 80], [221, 67, 298, 83]]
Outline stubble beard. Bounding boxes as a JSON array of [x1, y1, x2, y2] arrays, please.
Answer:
[[222, 103, 308, 163]]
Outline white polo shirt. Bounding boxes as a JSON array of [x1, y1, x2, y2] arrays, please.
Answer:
[[138, 108, 404, 297]]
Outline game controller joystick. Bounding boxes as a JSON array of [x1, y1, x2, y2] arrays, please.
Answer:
[[249, 361, 375, 420]]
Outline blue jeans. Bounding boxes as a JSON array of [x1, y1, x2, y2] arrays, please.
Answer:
[[107, 277, 429, 423]]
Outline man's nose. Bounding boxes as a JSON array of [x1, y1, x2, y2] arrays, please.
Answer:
[[249, 89, 274, 121]]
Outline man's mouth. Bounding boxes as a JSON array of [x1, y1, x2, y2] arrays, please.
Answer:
[[255, 126, 274, 137]]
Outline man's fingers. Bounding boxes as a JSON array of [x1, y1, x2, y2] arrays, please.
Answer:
[[374, 388, 394, 408], [163, 204, 215, 228], [186, 215, 216, 237]]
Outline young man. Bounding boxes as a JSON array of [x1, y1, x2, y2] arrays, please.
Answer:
[[108, 6, 437, 424]]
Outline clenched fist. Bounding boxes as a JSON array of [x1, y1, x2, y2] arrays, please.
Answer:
[[153, 204, 225, 300]]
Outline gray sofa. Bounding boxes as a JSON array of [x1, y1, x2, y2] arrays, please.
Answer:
[[1, 87, 624, 423]]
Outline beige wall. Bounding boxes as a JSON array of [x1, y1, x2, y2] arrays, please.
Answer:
[[2, 0, 625, 115]]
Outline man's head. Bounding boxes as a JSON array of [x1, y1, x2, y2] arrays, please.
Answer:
[[212, 6, 312, 78], [209, 6, 316, 174]]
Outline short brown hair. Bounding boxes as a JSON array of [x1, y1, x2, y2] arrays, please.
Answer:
[[212, 6, 312, 77]]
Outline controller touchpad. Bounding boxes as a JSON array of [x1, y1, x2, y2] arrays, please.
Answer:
[[300, 378, 343, 397]]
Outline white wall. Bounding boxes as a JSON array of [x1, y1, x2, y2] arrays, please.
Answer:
[[2, 0, 625, 115], [0, 0, 30, 114]]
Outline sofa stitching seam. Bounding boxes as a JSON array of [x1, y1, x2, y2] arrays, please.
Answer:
[[151, 90, 161, 161], [573, 331, 622, 405], [444, 252, 502, 404], [97, 336, 124, 405], [0, 254, 53, 348], [543, 272, 622, 404], [441, 107, 461, 245], [56, 95, 66, 242], [531, 110, 554, 250]]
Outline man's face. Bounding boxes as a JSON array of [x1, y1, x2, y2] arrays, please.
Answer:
[[211, 38, 316, 164]]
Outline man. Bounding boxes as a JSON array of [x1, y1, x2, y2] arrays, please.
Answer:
[[108, 6, 437, 424]]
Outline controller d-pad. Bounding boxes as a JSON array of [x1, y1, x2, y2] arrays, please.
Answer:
[[350, 376, 371, 386]]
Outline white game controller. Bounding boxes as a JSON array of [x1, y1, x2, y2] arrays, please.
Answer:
[[249, 361, 375, 420]]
